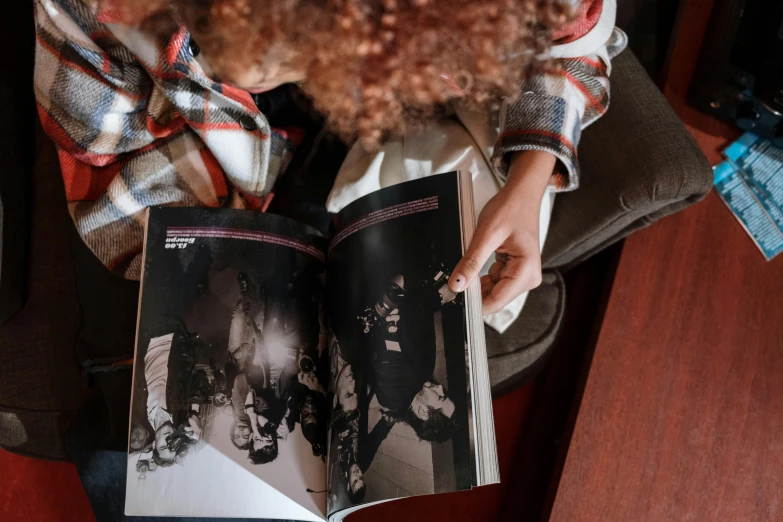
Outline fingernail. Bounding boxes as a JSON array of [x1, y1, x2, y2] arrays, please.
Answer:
[[451, 273, 467, 292]]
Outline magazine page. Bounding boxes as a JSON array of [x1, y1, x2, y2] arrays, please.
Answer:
[[126, 208, 330, 521], [325, 173, 476, 518]]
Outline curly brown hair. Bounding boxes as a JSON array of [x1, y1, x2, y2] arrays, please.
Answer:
[[104, 0, 574, 147]]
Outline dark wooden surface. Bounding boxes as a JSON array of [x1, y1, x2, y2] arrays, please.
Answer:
[[548, 1, 783, 520], [495, 245, 623, 522], [550, 188, 783, 521]]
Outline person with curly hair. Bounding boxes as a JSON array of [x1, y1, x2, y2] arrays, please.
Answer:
[[34, 0, 625, 327], [299, 388, 329, 459]]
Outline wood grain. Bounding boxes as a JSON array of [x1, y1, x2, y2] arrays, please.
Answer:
[[549, 1, 783, 518], [549, 189, 783, 521]]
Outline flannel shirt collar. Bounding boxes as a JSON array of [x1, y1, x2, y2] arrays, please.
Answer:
[[98, 9, 273, 196]]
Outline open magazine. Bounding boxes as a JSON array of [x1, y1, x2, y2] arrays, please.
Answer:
[[125, 172, 499, 521]]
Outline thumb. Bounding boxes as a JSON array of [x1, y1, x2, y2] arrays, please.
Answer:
[[449, 226, 499, 293]]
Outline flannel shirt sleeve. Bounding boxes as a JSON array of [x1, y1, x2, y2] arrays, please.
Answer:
[[33, 0, 174, 167], [492, 27, 628, 192]]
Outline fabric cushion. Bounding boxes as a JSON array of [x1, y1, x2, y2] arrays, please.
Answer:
[[542, 49, 713, 270], [0, 123, 90, 461], [488, 270, 566, 397]]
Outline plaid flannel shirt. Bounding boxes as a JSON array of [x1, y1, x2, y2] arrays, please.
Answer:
[[492, 0, 627, 190], [34, 0, 624, 280], [35, 0, 296, 278]]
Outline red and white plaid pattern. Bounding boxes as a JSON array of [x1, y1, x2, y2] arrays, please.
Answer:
[[34, 0, 295, 278], [492, 28, 627, 191]]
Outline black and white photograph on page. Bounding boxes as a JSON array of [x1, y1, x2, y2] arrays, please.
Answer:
[[326, 174, 475, 517], [126, 208, 329, 521]]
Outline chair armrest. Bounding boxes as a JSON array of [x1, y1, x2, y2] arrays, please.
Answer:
[[542, 49, 713, 271], [0, 4, 36, 322]]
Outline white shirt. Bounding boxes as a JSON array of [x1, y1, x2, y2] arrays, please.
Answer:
[[144, 333, 175, 431]]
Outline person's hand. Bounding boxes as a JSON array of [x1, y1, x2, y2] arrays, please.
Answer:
[[185, 416, 202, 441], [380, 409, 396, 426], [448, 150, 556, 315], [298, 371, 325, 394]]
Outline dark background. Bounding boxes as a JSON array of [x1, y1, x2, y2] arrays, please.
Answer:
[[327, 174, 465, 353]]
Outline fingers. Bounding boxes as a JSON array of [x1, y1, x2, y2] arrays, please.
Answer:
[[487, 261, 504, 283], [482, 256, 542, 315], [480, 274, 493, 299], [449, 226, 500, 293]]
